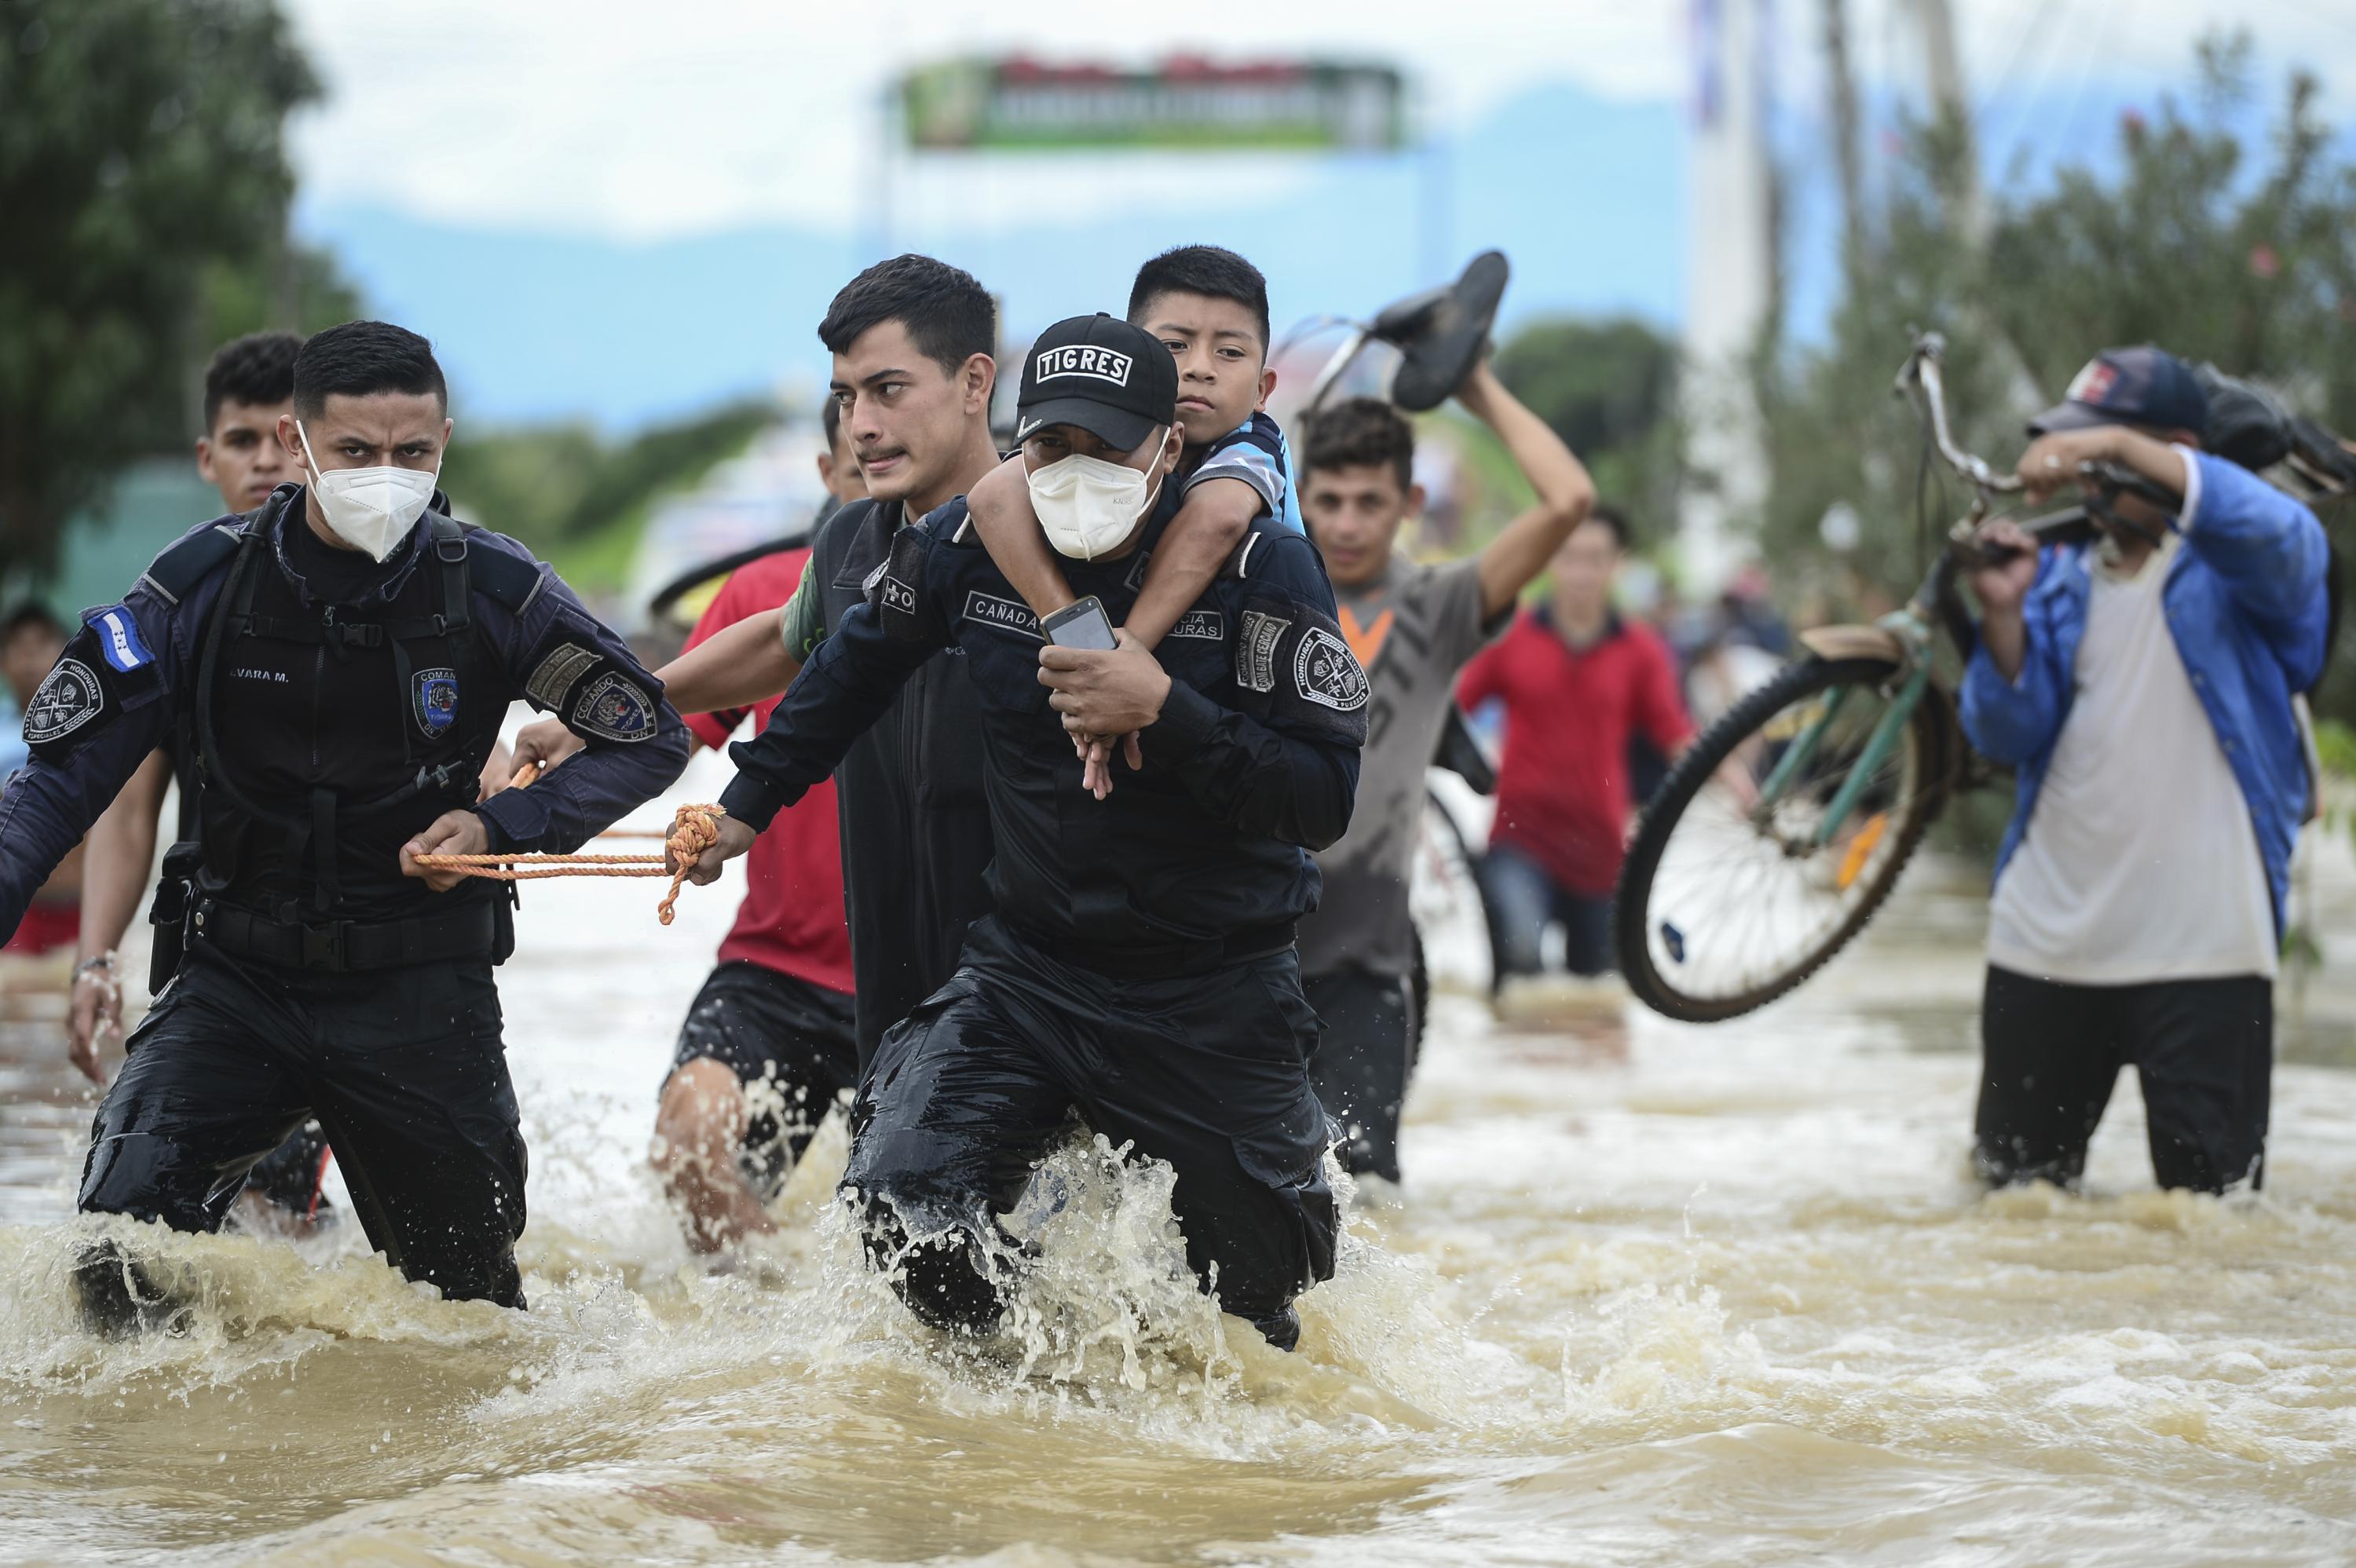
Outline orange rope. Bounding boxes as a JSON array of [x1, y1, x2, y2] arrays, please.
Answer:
[[413, 804, 723, 925]]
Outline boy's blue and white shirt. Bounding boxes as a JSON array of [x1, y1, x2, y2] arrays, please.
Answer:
[[1182, 411, 1304, 534]]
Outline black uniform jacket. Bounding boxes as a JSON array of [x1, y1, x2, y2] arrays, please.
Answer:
[[719, 502, 1367, 978]]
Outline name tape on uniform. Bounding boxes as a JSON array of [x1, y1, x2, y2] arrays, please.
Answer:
[[1166, 609, 1224, 641], [964, 591, 1043, 641], [526, 643, 600, 710], [1236, 610, 1291, 693]]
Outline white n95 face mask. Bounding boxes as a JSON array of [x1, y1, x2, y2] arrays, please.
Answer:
[[298, 422, 439, 562], [1026, 428, 1174, 561]]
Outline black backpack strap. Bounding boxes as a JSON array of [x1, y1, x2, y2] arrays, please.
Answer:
[[140, 521, 248, 605], [426, 513, 474, 633]]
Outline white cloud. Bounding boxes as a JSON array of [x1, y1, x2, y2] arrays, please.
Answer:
[[283, 0, 2353, 240]]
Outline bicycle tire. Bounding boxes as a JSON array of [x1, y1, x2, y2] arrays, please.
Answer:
[[1613, 656, 1954, 1023]]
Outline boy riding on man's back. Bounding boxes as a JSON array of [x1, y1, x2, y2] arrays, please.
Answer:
[[969, 246, 1300, 791]]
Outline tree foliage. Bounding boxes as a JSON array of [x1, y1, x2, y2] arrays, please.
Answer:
[[1754, 35, 2356, 701], [1487, 313, 1682, 539], [0, 0, 322, 578], [439, 400, 778, 558]]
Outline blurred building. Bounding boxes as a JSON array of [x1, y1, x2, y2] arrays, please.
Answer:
[[14, 461, 220, 621]]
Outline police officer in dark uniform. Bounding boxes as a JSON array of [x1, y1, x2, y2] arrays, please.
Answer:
[[0, 321, 688, 1325], [681, 314, 1367, 1348]]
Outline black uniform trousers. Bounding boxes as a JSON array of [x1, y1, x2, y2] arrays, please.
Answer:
[[1303, 966, 1418, 1185], [841, 916, 1338, 1350], [77, 944, 529, 1307], [1975, 964, 2272, 1195]]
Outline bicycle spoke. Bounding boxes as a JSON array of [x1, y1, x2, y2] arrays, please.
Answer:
[[1635, 671, 1924, 1004]]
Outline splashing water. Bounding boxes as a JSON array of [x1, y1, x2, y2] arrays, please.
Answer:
[[3, 778, 2355, 1563]]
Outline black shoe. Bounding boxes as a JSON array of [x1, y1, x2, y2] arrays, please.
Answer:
[[1386, 250, 1510, 412], [1249, 1304, 1303, 1352], [71, 1240, 190, 1337]]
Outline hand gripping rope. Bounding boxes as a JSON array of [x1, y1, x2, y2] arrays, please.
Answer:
[[407, 764, 723, 925]]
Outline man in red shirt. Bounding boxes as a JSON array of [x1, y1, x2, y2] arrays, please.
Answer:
[[1457, 506, 1692, 978], [653, 410, 864, 1252]]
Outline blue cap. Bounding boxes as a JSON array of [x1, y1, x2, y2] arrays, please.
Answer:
[[2028, 346, 2208, 439]]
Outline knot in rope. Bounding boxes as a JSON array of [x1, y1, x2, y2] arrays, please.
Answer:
[[408, 801, 727, 925], [657, 806, 722, 926]]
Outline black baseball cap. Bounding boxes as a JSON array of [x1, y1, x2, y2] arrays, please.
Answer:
[[1014, 313, 1179, 453], [2028, 346, 2209, 439]]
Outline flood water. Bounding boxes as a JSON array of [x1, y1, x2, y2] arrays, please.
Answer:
[[3, 750, 2354, 1566]]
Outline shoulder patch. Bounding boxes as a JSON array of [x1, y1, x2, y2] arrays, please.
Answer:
[[872, 525, 934, 642], [572, 671, 657, 742], [526, 642, 600, 710], [1236, 609, 1291, 692], [87, 606, 153, 673], [1293, 626, 1370, 712], [24, 658, 104, 748]]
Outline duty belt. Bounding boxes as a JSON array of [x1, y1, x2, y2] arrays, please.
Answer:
[[1048, 919, 1297, 982], [190, 896, 499, 973]]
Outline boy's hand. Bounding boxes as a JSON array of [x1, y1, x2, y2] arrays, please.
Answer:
[[1041, 632, 1166, 798], [1066, 725, 1144, 800]]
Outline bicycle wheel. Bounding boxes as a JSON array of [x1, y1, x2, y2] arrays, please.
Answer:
[[1614, 656, 1953, 1022]]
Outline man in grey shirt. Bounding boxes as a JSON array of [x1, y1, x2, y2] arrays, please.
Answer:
[[1297, 360, 1597, 1184]]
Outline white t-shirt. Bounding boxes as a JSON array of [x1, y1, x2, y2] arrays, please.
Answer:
[[1986, 522, 2277, 985]]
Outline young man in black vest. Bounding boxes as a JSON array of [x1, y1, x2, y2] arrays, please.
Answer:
[[0, 321, 688, 1326]]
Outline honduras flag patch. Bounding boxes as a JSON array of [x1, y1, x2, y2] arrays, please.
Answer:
[[413, 667, 459, 737], [90, 606, 152, 673]]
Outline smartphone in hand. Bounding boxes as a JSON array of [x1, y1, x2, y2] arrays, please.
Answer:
[[1041, 595, 1118, 651]]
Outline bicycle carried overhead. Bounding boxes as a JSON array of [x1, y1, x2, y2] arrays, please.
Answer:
[[1610, 331, 2215, 1022]]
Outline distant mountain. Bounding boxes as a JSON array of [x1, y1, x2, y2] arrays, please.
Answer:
[[293, 71, 2347, 432], [294, 82, 1685, 430]]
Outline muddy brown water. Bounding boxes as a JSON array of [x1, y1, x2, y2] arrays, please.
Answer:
[[2, 762, 2352, 1566]]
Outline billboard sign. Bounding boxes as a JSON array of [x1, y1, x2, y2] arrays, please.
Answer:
[[902, 57, 1407, 152]]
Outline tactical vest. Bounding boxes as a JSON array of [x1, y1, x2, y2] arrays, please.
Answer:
[[808, 497, 996, 1062], [147, 490, 536, 969]]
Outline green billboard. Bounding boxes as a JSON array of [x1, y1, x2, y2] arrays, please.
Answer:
[[902, 57, 1407, 152]]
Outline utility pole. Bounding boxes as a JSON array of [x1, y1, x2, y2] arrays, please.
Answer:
[[1820, 0, 1867, 282], [1678, 0, 1776, 594], [1900, 0, 1982, 234]]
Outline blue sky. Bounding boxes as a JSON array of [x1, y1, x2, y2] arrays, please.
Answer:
[[280, 0, 2355, 432]]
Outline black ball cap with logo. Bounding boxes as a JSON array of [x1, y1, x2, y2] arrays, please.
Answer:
[[1015, 313, 1180, 455]]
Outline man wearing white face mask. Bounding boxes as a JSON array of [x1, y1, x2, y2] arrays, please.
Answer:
[[677, 313, 1369, 1351], [0, 320, 690, 1329]]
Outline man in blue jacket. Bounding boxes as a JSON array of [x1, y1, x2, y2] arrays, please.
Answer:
[[1963, 345, 2329, 1194]]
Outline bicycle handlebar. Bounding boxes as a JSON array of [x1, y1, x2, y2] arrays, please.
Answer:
[[1894, 332, 2024, 498]]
